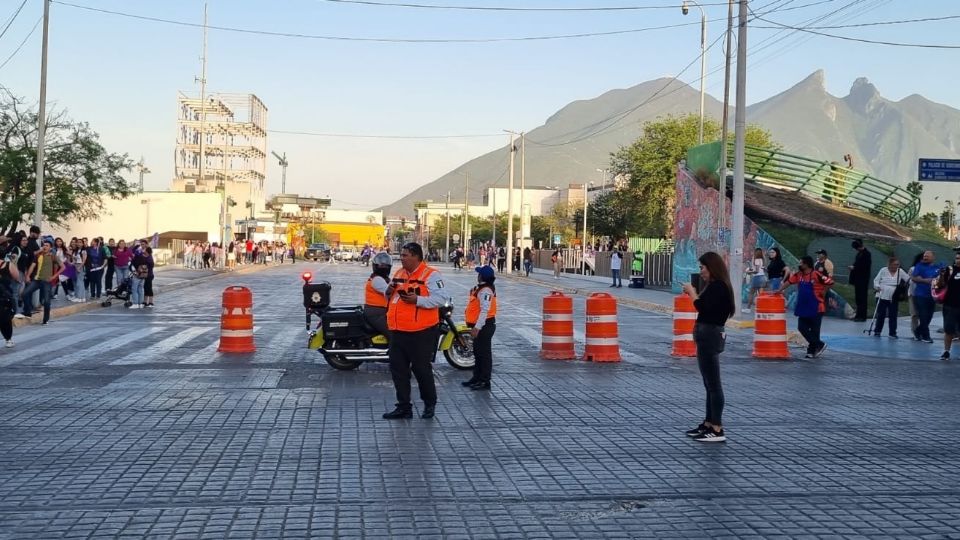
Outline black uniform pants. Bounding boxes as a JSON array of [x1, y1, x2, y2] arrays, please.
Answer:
[[471, 320, 496, 383], [389, 329, 438, 409], [854, 279, 869, 319]]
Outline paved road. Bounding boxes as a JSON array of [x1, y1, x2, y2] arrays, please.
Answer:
[[1, 263, 958, 538]]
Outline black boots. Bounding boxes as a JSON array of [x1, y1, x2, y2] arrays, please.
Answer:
[[461, 378, 479, 387], [469, 381, 491, 391], [421, 404, 435, 419], [382, 406, 413, 419]]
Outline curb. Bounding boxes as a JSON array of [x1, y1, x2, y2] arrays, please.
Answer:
[[12, 263, 272, 328]]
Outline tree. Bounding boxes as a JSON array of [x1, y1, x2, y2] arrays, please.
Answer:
[[906, 181, 923, 197], [0, 92, 135, 236], [609, 113, 778, 237], [915, 212, 942, 236], [302, 224, 330, 244], [586, 190, 640, 239]]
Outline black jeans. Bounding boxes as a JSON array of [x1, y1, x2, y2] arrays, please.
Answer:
[[854, 280, 869, 319], [915, 296, 934, 341], [389, 329, 438, 409], [105, 262, 115, 291], [798, 314, 824, 354], [874, 298, 899, 336], [693, 323, 725, 426], [88, 269, 103, 298], [471, 320, 496, 383]]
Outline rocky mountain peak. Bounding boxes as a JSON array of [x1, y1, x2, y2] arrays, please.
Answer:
[[846, 77, 883, 113]]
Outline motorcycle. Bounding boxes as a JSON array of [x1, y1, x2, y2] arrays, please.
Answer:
[[301, 271, 475, 371]]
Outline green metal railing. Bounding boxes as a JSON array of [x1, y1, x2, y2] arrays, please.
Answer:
[[686, 142, 921, 225]]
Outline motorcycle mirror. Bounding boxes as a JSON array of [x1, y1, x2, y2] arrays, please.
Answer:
[[302, 272, 312, 282]]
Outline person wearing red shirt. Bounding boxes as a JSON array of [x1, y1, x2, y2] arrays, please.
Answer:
[[778, 255, 834, 359]]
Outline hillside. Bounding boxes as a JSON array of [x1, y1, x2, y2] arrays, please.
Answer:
[[380, 70, 960, 218]]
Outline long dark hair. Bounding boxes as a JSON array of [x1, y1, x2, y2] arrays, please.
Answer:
[[769, 246, 782, 261], [699, 251, 735, 318]]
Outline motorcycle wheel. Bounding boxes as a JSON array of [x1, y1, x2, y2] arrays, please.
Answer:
[[443, 332, 475, 370], [322, 340, 363, 370]]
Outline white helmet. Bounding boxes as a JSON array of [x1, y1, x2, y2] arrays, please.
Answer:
[[372, 252, 392, 269]]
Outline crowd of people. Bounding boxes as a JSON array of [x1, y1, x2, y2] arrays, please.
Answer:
[[0, 227, 160, 346], [183, 239, 293, 270]]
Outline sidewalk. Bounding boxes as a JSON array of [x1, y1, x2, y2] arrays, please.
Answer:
[[12, 262, 273, 328]]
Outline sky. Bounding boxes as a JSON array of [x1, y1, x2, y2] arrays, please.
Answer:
[[0, 0, 957, 211]]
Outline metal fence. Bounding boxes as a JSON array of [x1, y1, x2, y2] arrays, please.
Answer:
[[532, 249, 673, 287]]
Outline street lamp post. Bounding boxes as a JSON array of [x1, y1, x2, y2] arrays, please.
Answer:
[[271, 151, 289, 194], [33, 0, 51, 227], [595, 168, 607, 191], [581, 181, 594, 275], [717, 0, 734, 249], [682, 0, 707, 145]]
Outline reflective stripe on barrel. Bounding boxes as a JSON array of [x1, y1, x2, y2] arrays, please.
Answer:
[[542, 291, 575, 360]]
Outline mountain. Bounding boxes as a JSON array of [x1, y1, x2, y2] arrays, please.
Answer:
[[380, 71, 960, 218]]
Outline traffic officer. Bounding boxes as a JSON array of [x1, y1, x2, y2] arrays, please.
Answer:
[[363, 252, 392, 338], [382, 242, 450, 420], [462, 265, 497, 390]]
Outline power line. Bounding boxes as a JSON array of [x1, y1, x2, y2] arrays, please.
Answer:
[[754, 13, 960, 48], [53, 1, 709, 43], [318, 0, 731, 11], [0, 0, 29, 41], [754, 13, 960, 29], [0, 16, 40, 71], [270, 129, 503, 139]]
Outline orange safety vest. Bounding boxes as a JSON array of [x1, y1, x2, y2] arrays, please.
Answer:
[[387, 263, 440, 332], [364, 277, 388, 308], [465, 284, 497, 325]]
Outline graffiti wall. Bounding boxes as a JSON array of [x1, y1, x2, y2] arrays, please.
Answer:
[[672, 166, 851, 318]]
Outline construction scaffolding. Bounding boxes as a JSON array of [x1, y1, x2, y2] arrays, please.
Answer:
[[173, 92, 268, 216]]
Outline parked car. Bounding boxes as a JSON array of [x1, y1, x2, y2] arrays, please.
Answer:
[[306, 243, 331, 261]]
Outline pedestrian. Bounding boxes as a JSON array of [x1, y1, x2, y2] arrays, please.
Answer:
[[777, 256, 834, 358], [744, 248, 766, 312], [22, 239, 63, 325], [113, 240, 132, 289], [552, 249, 561, 279], [765, 247, 788, 291], [872, 256, 909, 339], [936, 251, 960, 361], [910, 250, 940, 343], [462, 265, 497, 391], [12, 234, 29, 316], [681, 251, 734, 443], [513, 246, 521, 273], [610, 249, 623, 288], [104, 238, 116, 291], [85, 238, 107, 300], [907, 252, 923, 337], [814, 249, 834, 277], [382, 242, 449, 420], [848, 239, 872, 322], [523, 247, 533, 277], [0, 243, 19, 347], [497, 246, 506, 273], [143, 246, 156, 308]]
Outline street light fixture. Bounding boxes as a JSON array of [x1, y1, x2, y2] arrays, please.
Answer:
[[595, 168, 608, 191], [682, 0, 707, 145]]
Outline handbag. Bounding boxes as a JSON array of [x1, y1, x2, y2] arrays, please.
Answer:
[[893, 278, 909, 302], [933, 285, 947, 304]]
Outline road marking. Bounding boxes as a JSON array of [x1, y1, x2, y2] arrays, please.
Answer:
[[0, 327, 116, 367], [179, 325, 261, 365], [110, 326, 215, 365], [253, 326, 306, 364], [45, 327, 164, 367]]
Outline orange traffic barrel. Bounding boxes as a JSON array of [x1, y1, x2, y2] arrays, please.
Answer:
[[541, 291, 575, 360], [753, 293, 789, 359], [671, 294, 697, 357], [218, 286, 256, 353], [583, 292, 621, 362]]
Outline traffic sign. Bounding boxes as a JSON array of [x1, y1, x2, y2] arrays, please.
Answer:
[[552, 234, 562, 244], [452, 234, 460, 241], [919, 158, 960, 182]]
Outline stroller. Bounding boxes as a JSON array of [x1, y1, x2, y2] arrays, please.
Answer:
[[102, 276, 133, 307]]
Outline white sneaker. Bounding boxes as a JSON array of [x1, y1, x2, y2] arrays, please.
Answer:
[[13, 313, 25, 319], [4, 340, 13, 348]]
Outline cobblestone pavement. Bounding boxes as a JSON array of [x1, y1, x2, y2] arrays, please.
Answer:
[[1, 263, 958, 539]]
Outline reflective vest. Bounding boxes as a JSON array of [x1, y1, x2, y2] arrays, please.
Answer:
[[465, 284, 497, 325], [387, 263, 439, 332], [364, 277, 388, 308]]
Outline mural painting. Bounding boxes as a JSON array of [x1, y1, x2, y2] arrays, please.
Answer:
[[672, 166, 851, 318]]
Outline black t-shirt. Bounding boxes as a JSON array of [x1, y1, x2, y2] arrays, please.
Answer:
[[944, 266, 960, 308], [767, 258, 786, 280], [693, 280, 733, 326]]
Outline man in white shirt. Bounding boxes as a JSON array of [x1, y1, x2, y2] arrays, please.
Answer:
[[609, 250, 622, 288]]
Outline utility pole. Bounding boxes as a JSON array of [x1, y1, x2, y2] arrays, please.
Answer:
[[520, 132, 526, 257], [506, 132, 516, 275], [462, 172, 469, 250], [730, 0, 749, 314], [33, 0, 51, 227], [444, 191, 451, 260], [271, 151, 288, 194], [682, 1, 707, 144], [196, 3, 208, 190], [717, 0, 734, 249]]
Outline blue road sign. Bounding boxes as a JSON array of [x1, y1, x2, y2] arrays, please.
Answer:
[[552, 234, 562, 245], [919, 158, 960, 182]]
